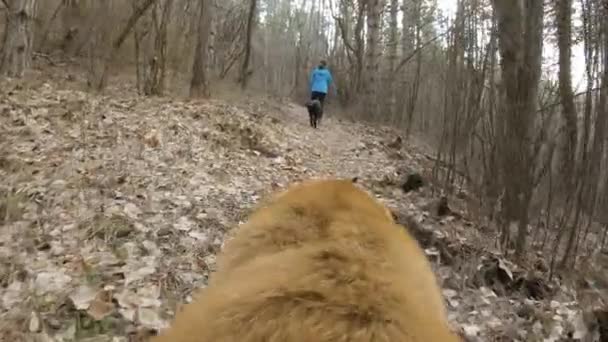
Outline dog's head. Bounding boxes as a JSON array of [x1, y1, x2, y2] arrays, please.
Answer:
[[265, 177, 395, 224]]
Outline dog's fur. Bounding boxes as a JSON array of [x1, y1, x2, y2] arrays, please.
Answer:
[[305, 99, 323, 128], [152, 179, 461, 342]]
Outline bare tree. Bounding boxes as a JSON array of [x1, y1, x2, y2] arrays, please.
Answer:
[[555, 0, 581, 268], [386, 0, 399, 119], [397, 0, 412, 125], [556, 0, 608, 268], [334, 0, 366, 100], [59, 0, 82, 53], [0, 0, 38, 77], [89, 0, 157, 91], [403, 0, 422, 139], [363, 0, 384, 117], [556, 0, 578, 196], [240, 0, 257, 90], [190, 0, 214, 98], [85, 0, 110, 89], [493, 0, 544, 258], [135, 0, 174, 96]]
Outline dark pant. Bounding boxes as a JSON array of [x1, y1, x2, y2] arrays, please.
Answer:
[[311, 91, 326, 107]]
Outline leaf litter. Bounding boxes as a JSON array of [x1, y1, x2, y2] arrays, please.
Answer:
[[0, 77, 604, 341]]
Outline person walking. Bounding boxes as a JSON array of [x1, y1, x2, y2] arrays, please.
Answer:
[[309, 60, 333, 109]]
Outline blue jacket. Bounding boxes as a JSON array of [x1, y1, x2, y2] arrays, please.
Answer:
[[309, 67, 333, 94]]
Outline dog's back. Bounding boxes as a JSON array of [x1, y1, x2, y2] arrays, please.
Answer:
[[306, 99, 322, 110], [152, 179, 461, 342], [306, 99, 322, 128]]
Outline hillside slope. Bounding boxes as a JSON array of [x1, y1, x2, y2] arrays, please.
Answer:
[[0, 78, 597, 341]]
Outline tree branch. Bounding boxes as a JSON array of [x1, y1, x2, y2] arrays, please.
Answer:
[[94, 0, 157, 90], [332, 15, 356, 54], [394, 31, 448, 73], [112, 0, 157, 50], [537, 85, 607, 113]]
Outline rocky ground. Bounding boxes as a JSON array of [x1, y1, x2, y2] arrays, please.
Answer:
[[0, 73, 604, 341]]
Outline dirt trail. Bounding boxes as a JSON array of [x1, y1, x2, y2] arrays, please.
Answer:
[[281, 103, 396, 180], [283, 103, 353, 154]]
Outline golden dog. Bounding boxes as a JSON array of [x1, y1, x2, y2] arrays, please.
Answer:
[[152, 178, 460, 342]]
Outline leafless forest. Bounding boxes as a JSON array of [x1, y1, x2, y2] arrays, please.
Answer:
[[1, 0, 608, 340]]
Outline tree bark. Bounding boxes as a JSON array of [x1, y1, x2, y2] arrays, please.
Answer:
[[240, 0, 257, 90], [556, 0, 577, 194], [556, 0, 608, 269], [493, 0, 544, 258], [354, 1, 365, 93], [364, 0, 384, 118], [207, 0, 217, 75], [405, 0, 422, 139], [140, 0, 173, 96], [0, 0, 38, 77], [399, 0, 412, 121], [59, 0, 83, 54], [387, 0, 399, 120], [190, 0, 214, 98]]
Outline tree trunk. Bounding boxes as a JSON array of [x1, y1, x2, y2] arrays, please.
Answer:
[[207, 0, 216, 76], [0, 0, 38, 77], [398, 0, 412, 122], [142, 0, 173, 96], [387, 0, 399, 120], [59, 0, 83, 54], [364, 0, 384, 118], [133, 14, 143, 93], [557, 0, 605, 269], [240, 0, 257, 90], [38, 1, 63, 53], [86, 0, 110, 90], [405, 0, 422, 139], [556, 0, 578, 196], [493, 0, 544, 258], [558, 0, 599, 268], [353, 1, 365, 94], [190, 0, 214, 98]]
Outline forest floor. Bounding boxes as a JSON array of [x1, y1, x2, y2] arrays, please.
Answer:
[[0, 69, 602, 341]]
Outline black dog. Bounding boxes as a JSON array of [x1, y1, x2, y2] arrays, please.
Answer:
[[305, 99, 323, 129]]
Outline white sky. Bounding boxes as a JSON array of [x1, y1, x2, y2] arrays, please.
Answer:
[[437, 0, 587, 91]]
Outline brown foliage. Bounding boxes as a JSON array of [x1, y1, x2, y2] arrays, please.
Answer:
[[152, 178, 460, 342]]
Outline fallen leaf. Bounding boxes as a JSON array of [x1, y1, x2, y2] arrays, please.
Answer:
[[87, 297, 115, 321], [124, 203, 142, 219], [69, 285, 98, 310], [137, 307, 164, 330], [34, 271, 72, 296], [29, 311, 41, 332]]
